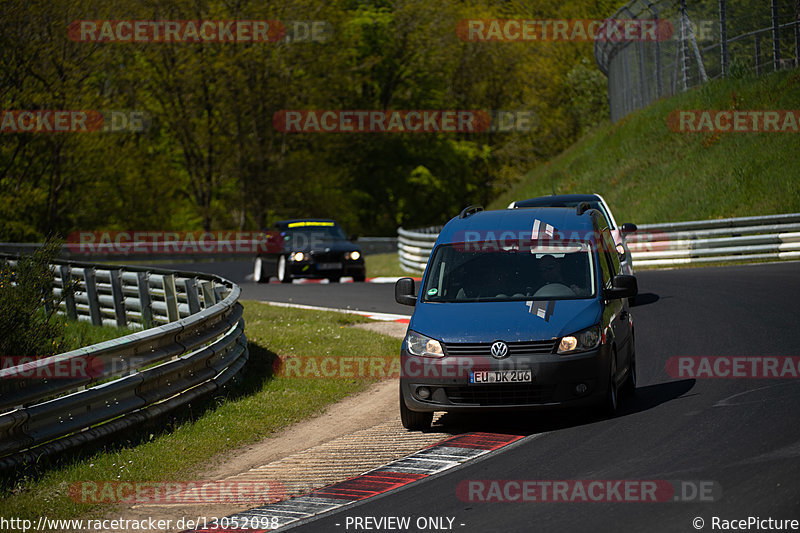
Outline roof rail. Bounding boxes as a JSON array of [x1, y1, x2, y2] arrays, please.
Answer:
[[459, 205, 484, 219], [576, 202, 591, 215]]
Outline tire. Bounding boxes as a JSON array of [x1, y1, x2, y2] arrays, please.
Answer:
[[622, 333, 637, 397], [253, 257, 268, 284], [400, 386, 432, 431], [600, 350, 619, 416], [327, 276, 341, 283], [277, 255, 291, 283], [353, 273, 366, 282]]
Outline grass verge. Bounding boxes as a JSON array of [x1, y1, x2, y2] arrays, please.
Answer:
[[364, 252, 416, 277], [0, 301, 400, 523]]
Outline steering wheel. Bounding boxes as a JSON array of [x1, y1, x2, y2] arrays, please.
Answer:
[[532, 283, 575, 298]]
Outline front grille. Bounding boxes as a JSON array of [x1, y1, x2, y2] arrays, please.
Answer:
[[311, 251, 344, 262], [444, 384, 556, 405], [444, 340, 557, 357]]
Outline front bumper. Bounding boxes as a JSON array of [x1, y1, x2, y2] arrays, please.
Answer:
[[399, 347, 609, 413], [287, 260, 365, 279]]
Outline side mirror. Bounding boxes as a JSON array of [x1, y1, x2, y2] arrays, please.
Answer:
[[603, 274, 638, 300], [620, 223, 638, 234], [395, 277, 417, 306]]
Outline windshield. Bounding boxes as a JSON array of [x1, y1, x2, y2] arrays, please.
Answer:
[[422, 242, 596, 303], [282, 225, 347, 247]]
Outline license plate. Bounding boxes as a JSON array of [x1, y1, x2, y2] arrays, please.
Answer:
[[317, 262, 342, 270], [470, 370, 532, 383]]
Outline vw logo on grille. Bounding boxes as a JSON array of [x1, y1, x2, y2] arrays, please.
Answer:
[[490, 341, 509, 359]]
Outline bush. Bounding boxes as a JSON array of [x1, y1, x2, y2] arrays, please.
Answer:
[[0, 241, 71, 358]]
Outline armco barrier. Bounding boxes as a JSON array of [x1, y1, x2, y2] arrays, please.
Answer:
[[0, 255, 247, 469], [397, 213, 800, 272]]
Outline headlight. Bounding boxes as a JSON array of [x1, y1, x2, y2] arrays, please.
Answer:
[[558, 325, 601, 354], [405, 330, 444, 358], [291, 252, 308, 262], [346, 250, 361, 261]]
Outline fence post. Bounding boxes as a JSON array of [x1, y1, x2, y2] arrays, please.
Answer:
[[773, 0, 782, 71], [795, 1, 799, 67], [647, 2, 663, 98], [680, 0, 690, 90], [756, 33, 762, 75], [719, 0, 729, 77]]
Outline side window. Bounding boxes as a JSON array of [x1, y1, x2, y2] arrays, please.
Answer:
[[602, 229, 621, 275], [597, 240, 612, 286]]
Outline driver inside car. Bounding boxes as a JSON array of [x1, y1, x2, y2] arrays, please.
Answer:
[[537, 254, 582, 296]]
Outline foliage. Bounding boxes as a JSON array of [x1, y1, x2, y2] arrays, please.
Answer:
[[0, 240, 71, 357], [0, 0, 623, 237]]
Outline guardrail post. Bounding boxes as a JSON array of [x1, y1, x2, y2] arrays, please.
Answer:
[[136, 272, 153, 328], [59, 265, 77, 320], [83, 267, 102, 326], [200, 281, 216, 308], [184, 278, 201, 314], [109, 269, 127, 328], [162, 273, 179, 322]]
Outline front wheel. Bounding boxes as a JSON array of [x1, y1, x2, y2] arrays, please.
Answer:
[[600, 350, 619, 416], [253, 257, 267, 284], [622, 335, 636, 396], [277, 256, 292, 283], [400, 386, 432, 431]]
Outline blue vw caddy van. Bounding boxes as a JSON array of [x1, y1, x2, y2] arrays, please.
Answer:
[[394, 204, 638, 430]]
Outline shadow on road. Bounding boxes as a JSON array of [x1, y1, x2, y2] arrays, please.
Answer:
[[428, 378, 696, 436], [632, 292, 659, 307]]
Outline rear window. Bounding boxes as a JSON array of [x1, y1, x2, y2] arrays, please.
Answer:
[[422, 242, 596, 303]]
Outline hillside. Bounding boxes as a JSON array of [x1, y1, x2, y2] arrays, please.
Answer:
[[490, 69, 800, 225]]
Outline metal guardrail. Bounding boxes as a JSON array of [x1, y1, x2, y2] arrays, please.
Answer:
[[397, 226, 441, 273], [0, 255, 248, 469], [397, 213, 800, 272]]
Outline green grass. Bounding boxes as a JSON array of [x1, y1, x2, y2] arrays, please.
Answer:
[[0, 301, 400, 523], [364, 252, 415, 277], [490, 69, 800, 224], [58, 319, 138, 351]]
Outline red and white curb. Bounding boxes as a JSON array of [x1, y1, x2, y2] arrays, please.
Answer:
[[190, 433, 523, 532], [261, 301, 411, 324]]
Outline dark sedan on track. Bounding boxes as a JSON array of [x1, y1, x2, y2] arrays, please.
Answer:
[[253, 219, 366, 283]]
